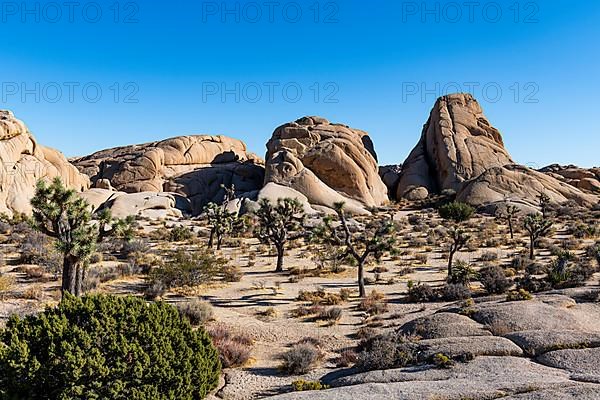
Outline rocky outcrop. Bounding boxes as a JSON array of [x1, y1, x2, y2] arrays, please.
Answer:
[[540, 164, 600, 194], [79, 189, 183, 219], [262, 116, 388, 214], [396, 94, 599, 210], [397, 93, 513, 200], [379, 164, 402, 199], [0, 110, 90, 216], [72, 135, 264, 215]]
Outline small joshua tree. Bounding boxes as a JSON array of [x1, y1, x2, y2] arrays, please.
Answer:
[[523, 213, 553, 260], [496, 203, 520, 239], [254, 198, 305, 272], [447, 227, 470, 277], [31, 178, 133, 297], [313, 202, 396, 298], [538, 192, 551, 218], [204, 184, 244, 250]]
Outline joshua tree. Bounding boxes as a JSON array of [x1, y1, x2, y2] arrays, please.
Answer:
[[204, 184, 241, 250], [254, 198, 305, 272], [447, 227, 470, 277], [496, 203, 520, 239], [538, 192, 551, 218], [31, 177, 133, 297], [313, 202, 396, 298], [523, 213, 553, 260]]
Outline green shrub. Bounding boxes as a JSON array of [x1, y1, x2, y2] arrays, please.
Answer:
[[507, 289, 533, 301], [177, 299, 215, 325], [407, 281, 438, 302], [279, 343, 323, 375], [356, 333, 417, 371], [292, 380, 330, 391], [148, 249, 228, 290], [169, 225, 194, 242], [447, 260, 476, 285], [439, 202, 474, 223], [432, 353, 454, 369], [479, 265, 511, 294], [0, 294, 220, 399]]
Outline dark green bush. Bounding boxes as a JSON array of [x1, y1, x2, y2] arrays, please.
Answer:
[[148, 249, 228, 290], [438, 202, 474, 223], [479, 265, 511, 294], [0, 294, 220, 399]]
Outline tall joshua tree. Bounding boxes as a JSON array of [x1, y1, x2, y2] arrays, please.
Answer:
[[538, 192, 551, 218], [496, 203, 520, 239], [255, 198, 305, 272], [523, 213, 553, 260], [31, 177, 133, 297], [204, 184, 241, 250], [447, 227, 470, 277], [313, 202, 396, 298]]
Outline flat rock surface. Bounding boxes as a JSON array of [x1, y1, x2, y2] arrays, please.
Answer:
[[506, 330, 600, 356], [538, 348, 600, 379], [398, 312, 492, 339], [269, 357, 587, 400], [417, 336, 523, 360], [502, 385, 600, 399]]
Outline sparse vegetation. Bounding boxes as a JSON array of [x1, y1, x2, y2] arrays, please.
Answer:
[[439, 201, 474, 223], [279, 342, 324, 375], [523, 213, 553, 260]]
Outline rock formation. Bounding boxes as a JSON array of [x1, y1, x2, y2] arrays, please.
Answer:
[[397, 93, 513, 200], [72, 135, 265, 215], [396, 94, 599, 210], [262, 116, 388, 214], [539, 164, 600, 194], [0, 110, 90, 216]]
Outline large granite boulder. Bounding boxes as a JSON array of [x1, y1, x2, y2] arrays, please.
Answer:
[[397, 93, 513, 200], [539, 164, 600, 194], [396, 94, 599, 210], [72, 135, 264, 215], [0, 110, 90, 216], [262, 116, 388, 214], [79, 189, 184, 219]]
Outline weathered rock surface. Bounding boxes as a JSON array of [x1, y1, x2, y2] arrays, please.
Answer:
[[270, 357, 586, 400], [395, 94, 599, 210], [398, 312, 492, 339], [79, 189, 184, 219], [456, 164, 598, 210], [262, 116, 388, 214], [72, 135, 264, 215], [379, 164, 402, 198], [0, 110, 90, 216], [538, 348, 600, 381], [540, 164, 600, 194], [502, 386, 600, 399], [505, 330, 600, 356], [397, 93, 513, 200], [417, 336, 523, 360]]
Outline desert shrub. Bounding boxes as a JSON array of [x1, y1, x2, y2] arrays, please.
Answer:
[[480, 251, 499, 262], [0, 274, 15, 300], [222, 264, 243, 282], [169, 225, 194, 242], [516, 274, 552, 293], [297, 289, 345, 305], [356, 333, 417, 371], [335, 349, 358, 367], [407, 281, 438, 302], [316, 306, 343, 323], [526, 262, 546, 275], [479, 265, 511, 294], [414, 253, 429, 264], [279, 343, 323, 375], [18, 231, 61, 273], [432, 353, 454, 369], [447, 260, 476, 285], [0, 295, 220, 399], [292, 380, 330, 391], [358, 290, 388, 315], [407, 214, 422, 226], [441, 283, 471, 301], [148, 249, 227, 289], [22, 284, 44, 300], [439, 202, 474, 223], [207, 324, 253, 368], [121, 238, 150, 257], [177, 299, 214, 325], [587, 243, 600, 266], [507, 289, 533, 301]]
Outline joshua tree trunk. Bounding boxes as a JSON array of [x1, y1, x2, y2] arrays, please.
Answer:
[[448, 249, 455, 277], [217, 234, 223, 251], [61, 255, 79, 297], [208, 229, 215, 248], [529, 235, 536, 260], [358, 260, 366, 298], [508, 218, 514, 239], [275, 244, 284, 272]]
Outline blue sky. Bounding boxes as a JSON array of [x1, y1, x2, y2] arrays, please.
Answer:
[[1, 0, 598, 167]]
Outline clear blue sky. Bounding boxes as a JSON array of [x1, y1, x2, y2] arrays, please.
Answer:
[[1, 0, 598, 167]]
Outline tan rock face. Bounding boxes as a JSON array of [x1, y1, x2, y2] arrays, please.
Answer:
[[397, 93, 513, 199], [0, 110, 90, 216], [72, 135, 265, 215], [263, 116, 388, 213], [539, 164, 600, 194]]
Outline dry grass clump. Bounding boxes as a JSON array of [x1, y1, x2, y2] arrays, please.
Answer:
[[176, 299, 214, 325], [297, 288, 347, 305], [358, 290, 388, 315], [279, 342, 324, 375], [207, 323, 253, 368]]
